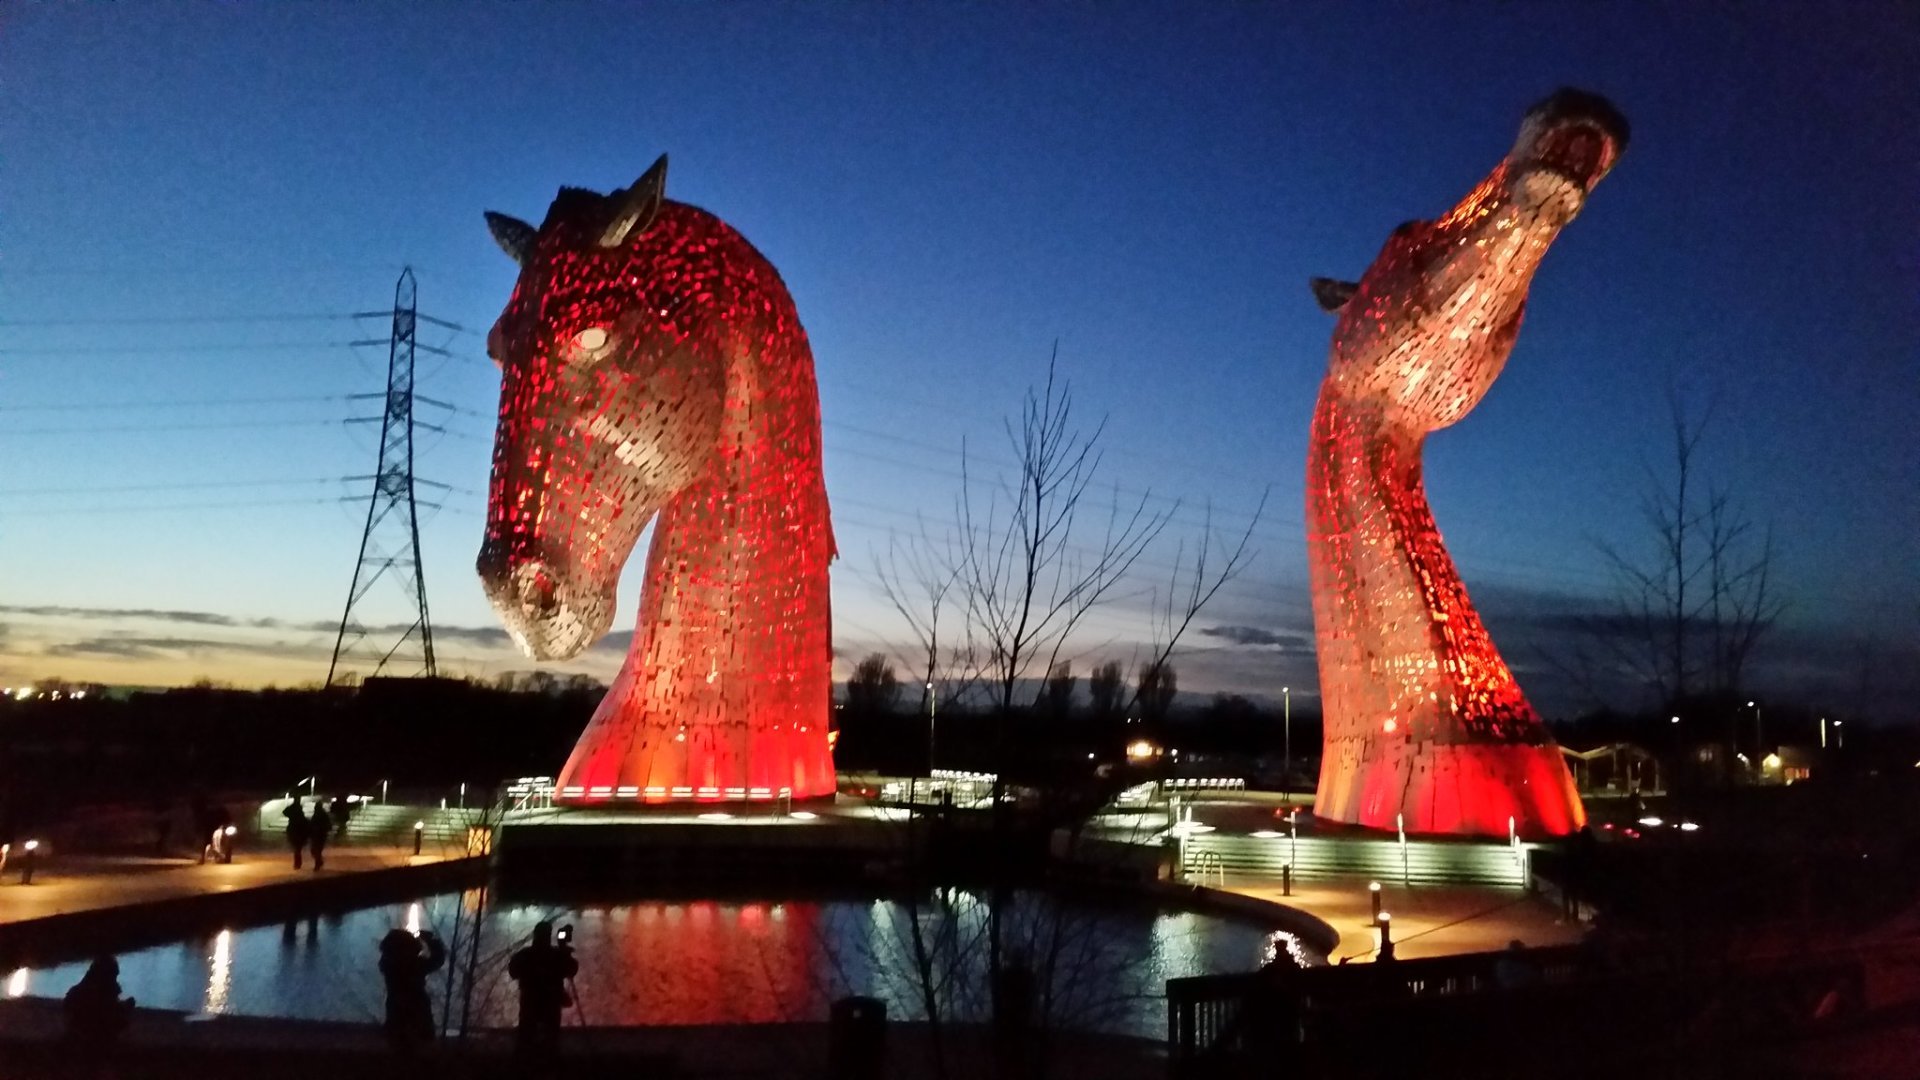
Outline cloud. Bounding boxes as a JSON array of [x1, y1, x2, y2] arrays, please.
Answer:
[[1198, 624, 1314, 652], [41, 638, 172, 661], [1, 604, 248, 627], [41, 635, 333, 661]]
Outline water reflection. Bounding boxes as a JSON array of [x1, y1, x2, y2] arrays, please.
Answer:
[[19, 892, 1290, 1039], [205, 930, 232, 1013]]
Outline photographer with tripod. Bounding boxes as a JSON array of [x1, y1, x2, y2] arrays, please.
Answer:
[[508, 920, 579, 1060]]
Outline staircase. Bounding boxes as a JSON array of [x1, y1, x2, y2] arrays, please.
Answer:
[[256, 798, 481, 851], [1181, 832, 1531, 888]]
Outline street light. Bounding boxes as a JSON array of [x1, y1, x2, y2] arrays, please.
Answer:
[[1282, 686, 1292, 806], [1749, 701, 1763, 762], [1834, 720, 1845, 750]]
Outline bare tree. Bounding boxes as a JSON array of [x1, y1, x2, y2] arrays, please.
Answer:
[[1086, 661, 1124, 724], [1037, 661, 1076, 722], [1134, 660, 1177, 724], [847, 652, 903, 717], [1576, 388, 1785, 718], [1120, 496, 1267, 720], [872, 517, 973, 718], [958, 350, 1170, 723]]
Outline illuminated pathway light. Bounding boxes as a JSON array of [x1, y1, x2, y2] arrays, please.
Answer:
[[1303, 90, 1627, 838], [478, 155, 836, 805]]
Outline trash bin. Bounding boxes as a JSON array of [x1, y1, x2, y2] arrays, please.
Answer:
[[828, 995, 886, 1080]]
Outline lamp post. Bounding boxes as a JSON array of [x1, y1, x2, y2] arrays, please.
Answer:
[[927, 681, 937, 777], [413, 821, 425, 856], [1282, 686, 1292, 806], [1834, 720, 1844, 750], [1820, 716, 1827, 750], [20, 840, 38, 885], [1749, 700, 1763, 765], [1370, 880, 1383, 921]]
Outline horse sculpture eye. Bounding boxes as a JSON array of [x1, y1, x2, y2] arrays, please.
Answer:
[[575, 327, 610, 352]]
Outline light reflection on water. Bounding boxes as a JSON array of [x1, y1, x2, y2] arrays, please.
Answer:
[[22, 892, 1290, 1037], [204, 929, 232, 1014]]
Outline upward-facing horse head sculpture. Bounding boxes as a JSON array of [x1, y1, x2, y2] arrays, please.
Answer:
[[1305, 90, 1628, 838], [478, 155, 837, 803]]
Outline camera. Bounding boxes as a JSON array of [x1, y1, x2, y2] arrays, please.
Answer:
[[555, 923, 574, 945]]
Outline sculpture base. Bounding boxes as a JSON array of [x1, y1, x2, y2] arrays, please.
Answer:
[[1314, 739, 1585, 839]]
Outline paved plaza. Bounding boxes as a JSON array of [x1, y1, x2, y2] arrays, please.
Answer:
[[1219, 872, 1585, 962], [0, 847, 453, 930]]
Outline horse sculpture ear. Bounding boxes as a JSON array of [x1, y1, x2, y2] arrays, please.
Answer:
[[486, 212, 537, 266], [1310, 278, 1359, 313], [600, 154, 669, 249]]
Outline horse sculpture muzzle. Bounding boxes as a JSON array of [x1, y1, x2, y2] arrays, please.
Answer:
[[477, 540, 616, 662]]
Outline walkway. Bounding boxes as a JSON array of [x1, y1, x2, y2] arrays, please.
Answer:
[[0, 848, 444, 928], [1218, 872, 1584, 962]]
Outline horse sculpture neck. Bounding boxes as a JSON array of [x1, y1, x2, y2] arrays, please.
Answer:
[[1306, 361, 1583, 839], [553, 206, 837, 803]]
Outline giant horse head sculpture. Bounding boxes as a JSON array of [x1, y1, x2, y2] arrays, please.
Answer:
[[1305, 91, 1627, 837], [479, 156, 837, 802]]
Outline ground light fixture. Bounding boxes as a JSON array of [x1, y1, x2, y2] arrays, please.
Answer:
[[1370, 881, 1383, 920], [788, 811, 817, 821], [1679, 821, 1701, 832], [413, 821, 425, 856], [697, 812, 733, 821], [1638, 816, 1664, 828], [1250, 830, 1284, 839]]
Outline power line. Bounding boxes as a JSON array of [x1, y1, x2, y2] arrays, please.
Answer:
[[0, 394, 349, 413], [0, 312, 375, 328], [0, 477, 346, 496], [0, 341, 378, 356], [0, 419, 344, 436]]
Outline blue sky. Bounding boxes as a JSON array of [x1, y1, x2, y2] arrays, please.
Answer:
[[2, 4, 1915, 717]]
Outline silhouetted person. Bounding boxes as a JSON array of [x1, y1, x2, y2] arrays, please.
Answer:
[[1564, 824, 1599, 921], [201, 805, 234, 865], [210, 805, 234, 863], [378, 928, 445, 1052], [64, 956, 135, 1049], [507, 921, 578, 1059], [283, 798, 310, 869], [308, 803, 332, 871], [330, 793, 353, 839], [1494, 940, 1541, 989]]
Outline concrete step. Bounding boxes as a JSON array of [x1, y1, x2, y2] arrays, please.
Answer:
[[1182, 833, 1530, 888], [255, 800, 484, 847]]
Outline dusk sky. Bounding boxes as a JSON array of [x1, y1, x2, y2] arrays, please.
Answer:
[[3, 5, 1915, 719]]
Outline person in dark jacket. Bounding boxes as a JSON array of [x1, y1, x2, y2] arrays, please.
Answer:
[[378, 928, 446, 1052], [507, 921, 578, 1058], [64, 956, 136, 1047], [308, 802, 332, 871], [330, 793, 353, 839], [283, 798, 310, 869]]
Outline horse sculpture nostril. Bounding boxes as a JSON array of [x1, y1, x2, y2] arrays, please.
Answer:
[[512, 563, 562, 618]]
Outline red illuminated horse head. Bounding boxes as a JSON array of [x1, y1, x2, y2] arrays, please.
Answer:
[[479, 156, 837, 803], [1304, 91, 1627, 838]]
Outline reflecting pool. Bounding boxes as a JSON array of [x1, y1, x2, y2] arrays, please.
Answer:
[[12, 890, 1296, 1038]]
